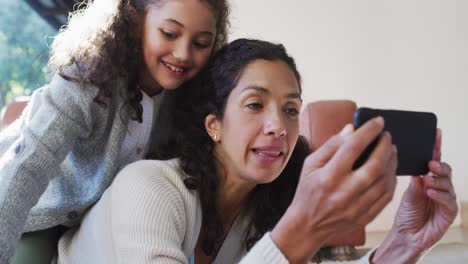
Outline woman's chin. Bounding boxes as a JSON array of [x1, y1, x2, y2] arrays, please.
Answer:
[[249, 169, 282, 184]]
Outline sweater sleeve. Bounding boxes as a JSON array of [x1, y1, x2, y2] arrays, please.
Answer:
[[240, 233, 378, 264], [109, 161, 191, 264], [239, 233, 289, 264], [0, 71, 97, 262]]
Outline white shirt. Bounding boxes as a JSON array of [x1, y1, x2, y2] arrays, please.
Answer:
[[117, 91, 164, 169]]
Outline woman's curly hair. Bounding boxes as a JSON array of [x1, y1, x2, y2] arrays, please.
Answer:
[[164, 38, 322, 262], [48, 0, 230, 122]]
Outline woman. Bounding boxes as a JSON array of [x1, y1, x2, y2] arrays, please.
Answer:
[[57, 38, 457, 264]]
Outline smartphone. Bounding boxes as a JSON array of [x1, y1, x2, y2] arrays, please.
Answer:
[[352, 107, 437, 175]]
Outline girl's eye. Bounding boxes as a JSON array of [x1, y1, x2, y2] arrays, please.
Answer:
[[193, 42, 211, 49], [161, 29, 176, 39], [246, 102, 263, 110]]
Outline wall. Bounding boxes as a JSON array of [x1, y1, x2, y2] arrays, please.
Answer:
[[230, 0, 468, 231]]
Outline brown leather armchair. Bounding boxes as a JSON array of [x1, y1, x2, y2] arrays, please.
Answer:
[[0, 97, 29, 130], [299, 100, 365, 260]]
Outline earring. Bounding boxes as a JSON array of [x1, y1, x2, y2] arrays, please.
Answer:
[[213, 134, 218, 141]]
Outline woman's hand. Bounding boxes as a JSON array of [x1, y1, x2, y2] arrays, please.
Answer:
[[271, 117, 398, 264], [372, 129, 458, 264]]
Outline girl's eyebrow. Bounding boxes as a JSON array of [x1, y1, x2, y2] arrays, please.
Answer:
[[164, 18, 183, 26], [241, 85, 302, 101], [164, 18, 214, 36]]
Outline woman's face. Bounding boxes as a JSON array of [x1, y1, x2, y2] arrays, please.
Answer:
[[210, 59, 302, 186], [140, 0, 217, 95]]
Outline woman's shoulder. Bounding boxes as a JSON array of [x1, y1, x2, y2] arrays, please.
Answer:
[[107, 159, 199, 224], [118, 158, 185, 177], [112, 159, 190, 196]]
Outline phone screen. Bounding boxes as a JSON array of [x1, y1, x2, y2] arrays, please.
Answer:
[[352, 108, 437, 176]]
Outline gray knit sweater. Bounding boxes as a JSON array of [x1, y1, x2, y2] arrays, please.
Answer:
[[0, 69, 158, 262]]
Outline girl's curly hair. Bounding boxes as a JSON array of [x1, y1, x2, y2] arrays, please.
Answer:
[[162, 38, 322, 262], [48, 0, 230, 122]]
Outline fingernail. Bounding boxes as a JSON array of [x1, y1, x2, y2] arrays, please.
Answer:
[[431, 160, 441, 171], [340, 124, 353, 136], [375, 116, 385, 126], [384, 131, 392, 141]]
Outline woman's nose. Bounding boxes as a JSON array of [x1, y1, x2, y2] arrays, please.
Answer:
[[264, 111, 287, 138]]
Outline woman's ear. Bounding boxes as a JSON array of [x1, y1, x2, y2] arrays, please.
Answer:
[[205, 114, 221, 142]]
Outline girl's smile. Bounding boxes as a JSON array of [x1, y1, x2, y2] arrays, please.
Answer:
[[140, 0, 216, 95], [161, 60, 189, 76]]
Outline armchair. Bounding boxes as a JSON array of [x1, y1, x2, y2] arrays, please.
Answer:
[[299, 100, 365, 260], [0, 97, 29, 130]]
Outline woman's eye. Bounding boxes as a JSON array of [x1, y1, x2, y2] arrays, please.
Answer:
[[285, 107, 299, 116], [161, 30, 176, 39], [247, 102, 263, 110]]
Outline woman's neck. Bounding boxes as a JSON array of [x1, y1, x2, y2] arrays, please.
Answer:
[[194, 166, 256, 263], [215, 166, 258, 230], [217, 178, 252, 223], [195, 178, 254, 263], [214, 152, 256, 221]]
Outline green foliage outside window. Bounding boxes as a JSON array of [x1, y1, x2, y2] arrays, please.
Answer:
[[0, 0, 57, 109]]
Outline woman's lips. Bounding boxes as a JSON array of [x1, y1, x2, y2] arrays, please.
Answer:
[[252, 147, 284, 163]]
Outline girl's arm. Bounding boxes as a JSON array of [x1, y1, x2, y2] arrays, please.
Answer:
[[0, 70, 97, 262]]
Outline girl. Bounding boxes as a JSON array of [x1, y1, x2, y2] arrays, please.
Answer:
[[0, 0, 229, 262], [56, 38, 457, 263]]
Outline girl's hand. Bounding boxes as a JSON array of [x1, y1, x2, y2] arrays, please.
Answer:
[[271, 117, 398, 264], [372, 129, 458, 263]]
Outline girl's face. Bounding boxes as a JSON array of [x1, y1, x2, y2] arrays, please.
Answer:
[[140, 0, 217, 95], [209, 60, 302, 187]]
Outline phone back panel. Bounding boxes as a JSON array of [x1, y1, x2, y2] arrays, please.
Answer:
[[353, 108, 437, 175]]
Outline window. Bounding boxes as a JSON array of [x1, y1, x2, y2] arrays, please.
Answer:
[[0, 0, 58, 109]]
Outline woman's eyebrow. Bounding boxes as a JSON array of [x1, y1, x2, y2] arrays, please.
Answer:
[[287, 92, 302, 101], [241, 85, 302, 101], [241, 85, 268, 94]]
